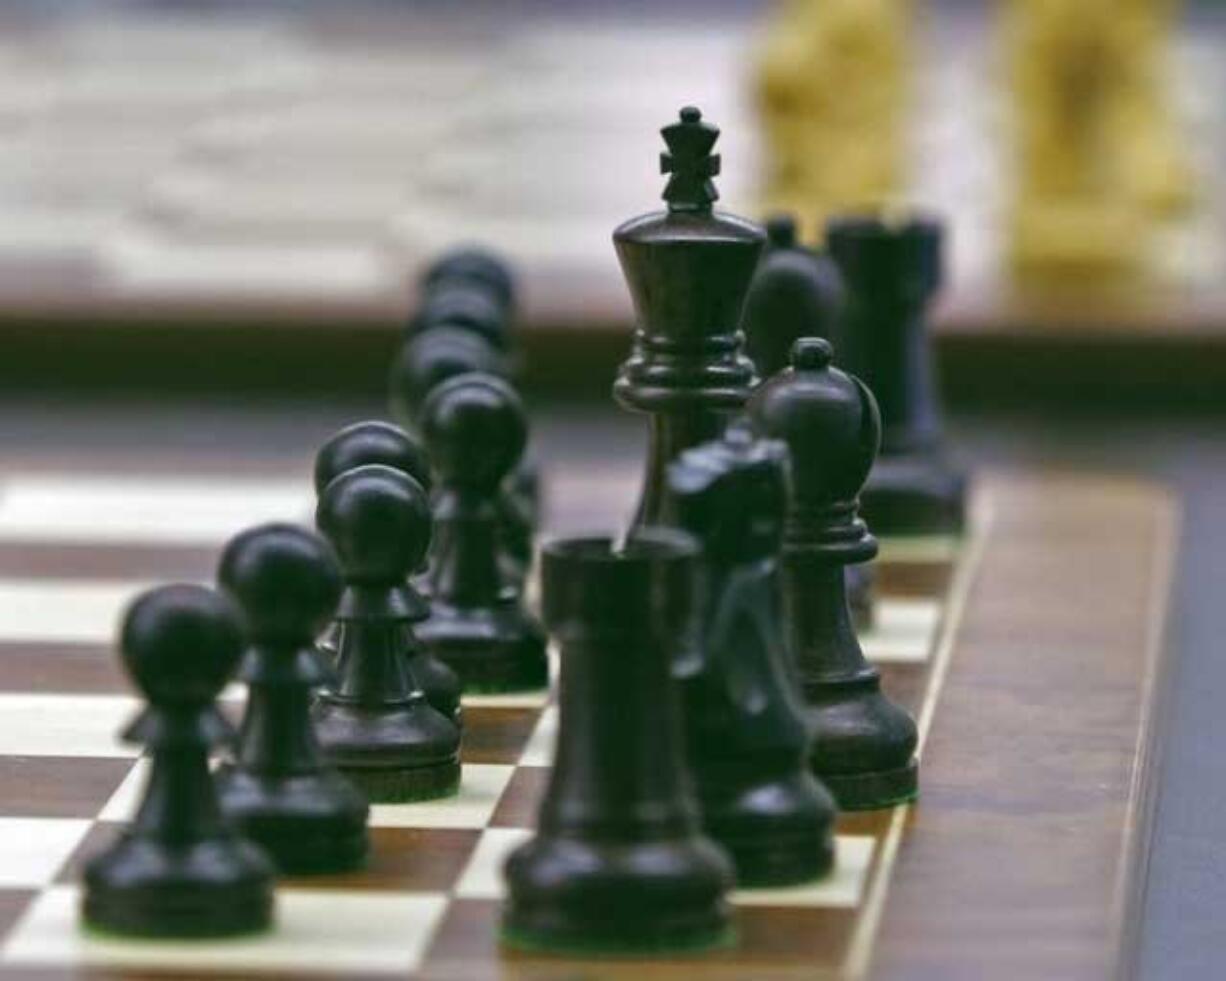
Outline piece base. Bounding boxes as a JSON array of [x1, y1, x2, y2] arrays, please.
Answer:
[[720, 830, 836, 888], [821, 758, 918, 812], [250, 824, 368, 876], [339, 757, 461, 803], [443, 654, 548, 695], [81, 890, 273, 940], [500, 920, 734, 958]]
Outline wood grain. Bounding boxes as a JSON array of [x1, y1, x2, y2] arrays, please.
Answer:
[[869, 473, 1178, 980]]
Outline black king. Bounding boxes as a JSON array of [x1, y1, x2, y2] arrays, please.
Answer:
[[613, 106, 764, 529]]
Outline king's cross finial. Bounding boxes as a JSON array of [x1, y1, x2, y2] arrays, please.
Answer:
[[660, 106, 721, 213]]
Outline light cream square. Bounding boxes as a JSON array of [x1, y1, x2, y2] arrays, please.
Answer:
[[1, 886, 448, 975], [367, 763, 514, 829], [0, 818, 91, 887]]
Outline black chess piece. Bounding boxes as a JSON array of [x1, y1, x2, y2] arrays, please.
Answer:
[[613, 106, 762, 530], [749, 337, 918, 810], [410, 247, 517, 354], [669, 424, 837, 885], [313, 421, 461, 724], [741, 214, 845, 380], [388, 327, 509, 430], [502, 530, 734, 954], [314, 420, 433, 498], [387, 329, 535, 579], [82, 584, 274, 938], [416, 373, 547, 692], [313, 464, 461, 802], [826, 213, 965, 535], [214, 524, 370, 874], [741, 214, 873, 627]]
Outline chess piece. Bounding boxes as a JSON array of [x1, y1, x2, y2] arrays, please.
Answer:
[[388, 327, 509, 430], [827, 214, 965, 535], [388, 330, 534, 579], [83, 585, 274, 937], [313, 465, 461, 802], [411, 247, 518, 353], [670, 424, 837, 885], [215, 524, 369, 874], [1003, 0, 1160, 273], [743, 214, 872, 626], [313, 421, 462, 723], [613, 106, 762, 531], [402, 244, 542, 550], [502, 530, 734, 953], [314, 420, 433, 498], [750, 338, 918, 810], [756, 0, 912, 238], [742, 215, 845, 380], [416, 373, 547, 691]]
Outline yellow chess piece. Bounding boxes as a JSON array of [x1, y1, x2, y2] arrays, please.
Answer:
[[1006, 0, 1192, 275], [755, 0, 912, 240], [1110, 0, 1195, 215]]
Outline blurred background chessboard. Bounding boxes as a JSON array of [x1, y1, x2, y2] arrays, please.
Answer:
[[2, 0, 1224, 338]]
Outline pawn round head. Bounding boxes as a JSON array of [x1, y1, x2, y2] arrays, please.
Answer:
[[748, 337, 881, 507], [388, 328, 507, 427], [121, 584, 244, 704], [765, 214, 799, 250], [313, 420, 432, 497], [420, 372, 526, 494], [218, 524, 342, 646], [316, 464, 432, 584]]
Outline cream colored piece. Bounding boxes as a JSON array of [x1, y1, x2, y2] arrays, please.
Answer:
[[755, 0, 912, 240]]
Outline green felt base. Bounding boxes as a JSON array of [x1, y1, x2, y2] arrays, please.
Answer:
[[822, 758, 919, 812], [341, 758, 461, 803]]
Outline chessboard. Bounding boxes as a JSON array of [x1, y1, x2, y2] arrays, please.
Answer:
[[0, 0, 1224, 339], [0, 458, 1176, 979]]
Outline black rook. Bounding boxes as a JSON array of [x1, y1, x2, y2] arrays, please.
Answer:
[[826, 213, 965, 535], [502, 531, 733, 954]]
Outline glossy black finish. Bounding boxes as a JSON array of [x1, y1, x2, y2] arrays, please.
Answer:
[[314, 420, 433, 497], [387, 331, 535, 580], [411, 246, 517, 349], [613, 106, 763, 529], [313, 465, 461, 802], [213, 524, 369, 873], [750, 338, 918, 810], [503, 531, 733, 954], [742, 215, 845, 380], [826, 214, 966, 534], [312, 421, 461, 722], [741, 214, 872, 627], [416, 374, 547, 692], [83, 585, 274, 937], [669, 424, 837, 885]]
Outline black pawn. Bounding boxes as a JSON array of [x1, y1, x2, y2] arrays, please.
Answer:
[[741, 214, 845, 380], [214, 524, 369, 874], [749, 338, 918, 810], [502, 530, 733, 954], [313, 421, 461, 724], [612, 106, 762, 531], [416, 373, 547, 692], [826, 213, 966, 535], [669, 424, 837, 885], [387, 329, 535, 579], [83, 585, 273, 938], [741, 214, 873, 628], [313, 465, 461, 802]]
